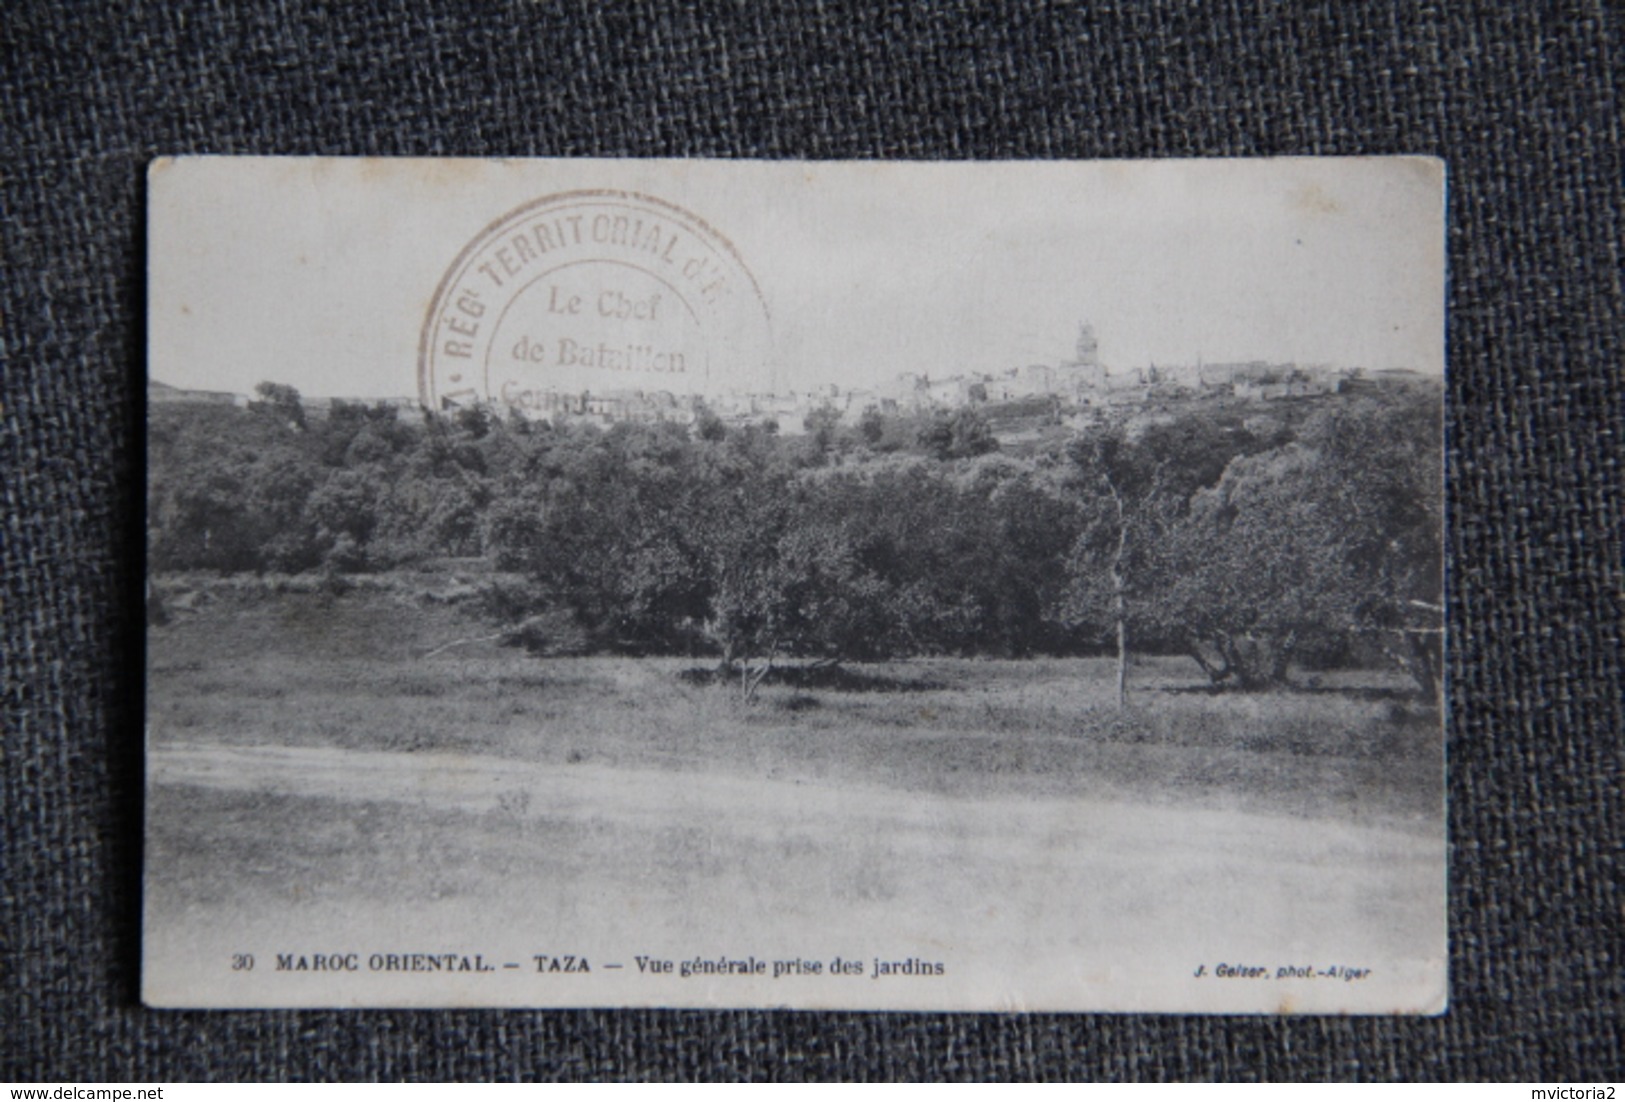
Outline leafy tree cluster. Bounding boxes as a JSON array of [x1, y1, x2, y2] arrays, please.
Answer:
[[1056, 393, 1442, 699], [150, 387, 487, 574], [480, 422, 1083, 665], [149, 380, 1442, 695]]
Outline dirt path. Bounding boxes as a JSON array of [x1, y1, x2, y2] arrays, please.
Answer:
[[146, 739, 1445, 1012], [153, 737, 1435, 858]]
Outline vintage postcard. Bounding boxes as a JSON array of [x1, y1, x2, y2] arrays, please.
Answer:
[[144, 156, 1446, 1011]]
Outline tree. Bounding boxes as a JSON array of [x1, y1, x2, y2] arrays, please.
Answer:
[[693, 405, 728, 443], [149, 405, 256, 571], [802, 403, 843, 455], [688, 438, 797, 695], [496, 422, 712, 652], [1058, 430, 1146, 706], [454, 404, 494, 439], [245, 448, 323, 571], [1154, 445, 1360, 689], [1057, 415, 1268, 705], [307, 467, 381, 570], [969, 456, 1087, 656], [1148, 395, 1443, 696], [917, 407, 998, 460], [857, 406, 885, 446], [249, 381, 306, 431], [1295, 396, 1442, 697]]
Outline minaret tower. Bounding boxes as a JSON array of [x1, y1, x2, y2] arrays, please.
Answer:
[[1074, 322, 1099, 368]]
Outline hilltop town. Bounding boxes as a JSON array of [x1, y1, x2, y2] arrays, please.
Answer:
[[151, 323, 1424, 435]]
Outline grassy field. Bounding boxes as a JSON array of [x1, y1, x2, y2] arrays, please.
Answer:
[[144, 577, 1445, 1011]]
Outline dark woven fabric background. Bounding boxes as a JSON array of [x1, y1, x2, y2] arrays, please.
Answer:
[[2, 0, 1619, 1082]]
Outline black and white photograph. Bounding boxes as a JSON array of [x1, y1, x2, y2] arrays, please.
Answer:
[[143, 156, 1446, 1012]]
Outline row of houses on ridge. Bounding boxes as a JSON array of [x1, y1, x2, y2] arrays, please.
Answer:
[[150, 322, 1367, 433]]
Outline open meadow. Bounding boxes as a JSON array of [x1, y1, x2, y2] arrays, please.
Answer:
[[144, 576, 1445, 1011]]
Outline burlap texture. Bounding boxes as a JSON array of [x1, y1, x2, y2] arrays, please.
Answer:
[[2, 0, 1619, 1081]]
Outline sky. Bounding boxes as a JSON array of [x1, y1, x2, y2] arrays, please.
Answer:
[[149, 157, 1445, 399]]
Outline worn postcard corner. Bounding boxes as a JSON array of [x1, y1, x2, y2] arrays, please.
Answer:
[[144, 156, 1446, 1013]]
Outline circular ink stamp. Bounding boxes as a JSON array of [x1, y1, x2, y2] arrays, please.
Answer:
[[419, 191, 773, 415]]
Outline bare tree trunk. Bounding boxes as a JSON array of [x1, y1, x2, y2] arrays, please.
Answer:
[[1186, 638, 1231, 686], [1114, 589, 1127, 709], [742, 639, 778, 703], [1109, 483, 1128, 710], [1406, 628, 1442, 705]]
